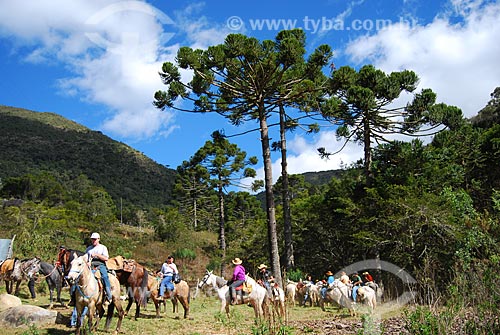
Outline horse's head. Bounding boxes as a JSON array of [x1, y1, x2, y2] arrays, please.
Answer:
[[198, 270, 213, 288], [24, 258, 41, 279], [67, 255, 89, 284]]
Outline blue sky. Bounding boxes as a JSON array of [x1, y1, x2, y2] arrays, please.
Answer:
[[1, 0, 499, 187]]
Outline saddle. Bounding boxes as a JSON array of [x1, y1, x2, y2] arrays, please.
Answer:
[[0, 259, 15, 272], [106, 255, 136, 272], [235, 282, 252, 294]]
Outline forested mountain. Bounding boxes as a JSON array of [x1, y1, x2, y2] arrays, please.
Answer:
[[0, 105, 176, 208]]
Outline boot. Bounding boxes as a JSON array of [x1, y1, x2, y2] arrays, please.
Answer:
[[230, 294, 237, 305]]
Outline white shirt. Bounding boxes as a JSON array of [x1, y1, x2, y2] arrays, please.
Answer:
[[161, 262, 178, 276], [86, 244, 109, 261]]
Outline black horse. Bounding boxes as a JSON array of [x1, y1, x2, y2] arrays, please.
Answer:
[[28, 261, 64, 308]]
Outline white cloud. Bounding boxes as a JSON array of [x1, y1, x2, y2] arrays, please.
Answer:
[[249, 131, 364, 186], [344, 0, 500, 117], [0, 0, 180, 139]]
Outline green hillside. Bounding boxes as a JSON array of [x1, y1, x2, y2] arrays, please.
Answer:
[[0, 105, 176, 209]]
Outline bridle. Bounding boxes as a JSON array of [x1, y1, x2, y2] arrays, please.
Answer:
[[68, 257, 98, 299]]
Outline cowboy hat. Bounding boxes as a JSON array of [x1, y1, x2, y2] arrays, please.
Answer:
[[325, 271, 333, 276], [258, 264, 267, 270], [232, 258, 243, 265]]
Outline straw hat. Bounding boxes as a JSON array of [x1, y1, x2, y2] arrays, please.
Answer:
[[258, 264, 268, 270], [232, 258, 243, 265], [325, 271, 333, 276]]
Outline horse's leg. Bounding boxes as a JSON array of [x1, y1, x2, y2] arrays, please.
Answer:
[[14, 280, 21, 296], [5, 280, 11, 294], [174, 295, 179, 314], [113, 298, 125, 335], [56, 280, 63, 305], [124, 296, 134, 316], [134, 300, 141, 320], [103, 303, 113, 330]]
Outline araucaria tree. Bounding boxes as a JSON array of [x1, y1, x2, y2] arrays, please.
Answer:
[[154, 29, 331, 286], [320, 65, 463, 183], [179, 131, 258, 277]]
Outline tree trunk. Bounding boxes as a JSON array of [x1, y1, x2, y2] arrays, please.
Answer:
[[280, 104, 294, 271], [259, 105, 283, 288], [218, 183, 227, 277], [193, 197, 198, 229], [363, 114, 373, 184]]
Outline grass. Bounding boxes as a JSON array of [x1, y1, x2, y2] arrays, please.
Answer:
[[2, 285, 366, 335]]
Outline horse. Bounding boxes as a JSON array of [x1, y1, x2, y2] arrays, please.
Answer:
[[147, 274, 190, 319], [67, 254, 124, 335], [270, 284, 286, 318], [285, 280, 297, 306], [107, 255, 149, 320], [198, 270, 268, 318], [320, 280, 356, 316], [27, 261, 64, 308], [57, 247, 86, 278], [356, 286, 377, 312], [2, 257, 39, 296], [0, 258, 20, 294]]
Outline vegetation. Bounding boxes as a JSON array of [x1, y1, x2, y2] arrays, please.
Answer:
[[0, 29, 499, 334], [0, 105, 176, 213]]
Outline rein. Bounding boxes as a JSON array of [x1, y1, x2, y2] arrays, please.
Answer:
[[70, 263, 99, 300], [34, 263, 59, 282]]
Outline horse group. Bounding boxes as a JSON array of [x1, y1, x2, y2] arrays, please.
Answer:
[[197, 270, 285, 319], [55, 247, 191, 334], [285, 278, 382, 316]]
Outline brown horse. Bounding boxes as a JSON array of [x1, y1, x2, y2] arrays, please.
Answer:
[[107, 255, 149, 320], [67, 255, 125, 335], [0, 258, 21, 294], [57, 247, 86, 278], [147, 274, 190, 319]]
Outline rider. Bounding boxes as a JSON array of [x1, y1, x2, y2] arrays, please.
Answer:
[[257, 263, 274, 296], [85, 232, 112, 304], [158, 255, 178, 301], [351, 272, 363, 302], [320, 270, 335, 299], [301, 274, 315, 307], [362, 271, 374, 283], [227, 257, 246, 305]]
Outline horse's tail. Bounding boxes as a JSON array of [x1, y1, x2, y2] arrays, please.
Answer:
[[140, 269, 149, 307]]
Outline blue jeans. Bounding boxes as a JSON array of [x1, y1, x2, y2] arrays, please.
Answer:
[[321, 286, 327, 299], [71, 306, 88, 326], [159, 275, 174, 296], [352, 285, 359, 302], [228, 280, 245, 299], [94, 263, 112, 300]]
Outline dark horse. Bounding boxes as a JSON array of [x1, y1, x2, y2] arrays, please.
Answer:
[[57, 246, 86, 278], [28, 261, 64, 308], [57, 246, 85, 304], [108, 256, 149, 320]]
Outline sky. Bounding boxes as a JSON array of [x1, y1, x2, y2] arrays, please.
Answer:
[[1, 0, 499, 188]]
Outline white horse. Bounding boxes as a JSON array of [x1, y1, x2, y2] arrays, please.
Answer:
[[198, 270, 268, 318], [270, 284, 286, 318], [320, 280, 356, 316], [285, 280, 297, 306], [67, 255, 124, 335], [357, 286, 376, 311]]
